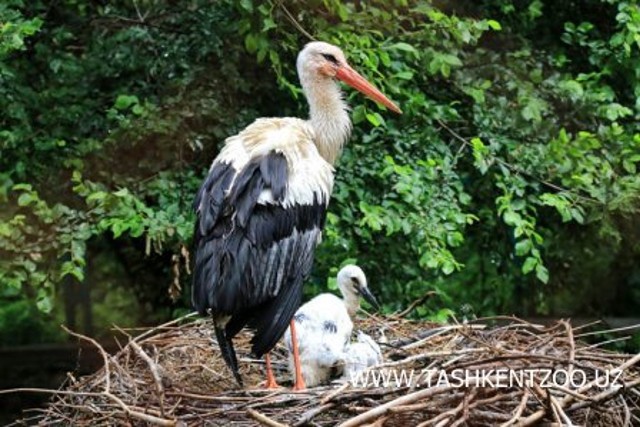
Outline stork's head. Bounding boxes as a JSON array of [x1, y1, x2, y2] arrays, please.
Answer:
[[296, 41, 402, 114], [337, 265, 380, 314]]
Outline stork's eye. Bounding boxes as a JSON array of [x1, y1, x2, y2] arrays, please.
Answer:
[[321, 53, 339, 64]]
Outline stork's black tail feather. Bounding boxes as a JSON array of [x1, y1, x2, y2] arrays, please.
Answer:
[[214, 324, 243, 387]]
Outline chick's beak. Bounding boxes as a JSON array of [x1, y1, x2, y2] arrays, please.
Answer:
[[360, 287, 381, 311], [335, 64, 402, 114]]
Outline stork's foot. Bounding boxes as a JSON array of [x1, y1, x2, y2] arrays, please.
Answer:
[[264, 377, 280, 389], [292, 377, 306, 391], [263, 353, 280, 390]]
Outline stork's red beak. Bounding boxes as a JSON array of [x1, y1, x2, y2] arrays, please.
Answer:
[[336, 64, 402, 114]]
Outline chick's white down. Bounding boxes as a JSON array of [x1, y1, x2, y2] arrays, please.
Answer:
[[342, 331, 383, 381], [283, 265, 375, 387]]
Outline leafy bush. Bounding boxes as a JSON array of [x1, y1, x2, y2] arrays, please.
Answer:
[[1, 0, 638, 332]]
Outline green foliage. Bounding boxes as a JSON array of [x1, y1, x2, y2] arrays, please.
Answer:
[[0, 0, 639, 335], [0, 1, 42, 59], [0, 298, 63, 345]]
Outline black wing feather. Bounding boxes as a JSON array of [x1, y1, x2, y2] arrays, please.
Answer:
[[247, 227, 320, 356], [259, 154, 288, 201], [193, 162, 235, 239], [193, 150, 328, 358]]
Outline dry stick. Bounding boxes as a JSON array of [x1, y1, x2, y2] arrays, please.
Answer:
[[165, 390, 251, 402], [395, 291, 437, 318], [106, 393, 176, 426], [0, 388, 105, 397], [564, 353, 640, 401], [370, 415, 390, 427], [447, 392, 517, 427], [451, 351, 598, 372], [247, 395, 317, 410], [387, 391, 466, 413], [519, 353, 640, 426], [562, 320, 576, 379], [403, 325, 484, 351], [461, 384, 472, 425], [548, 385, 592, 402], [572, 319, 603, 332], [449, 416, 468, 427], [293, 403, 335, 427], [469, 410, 514, 423], [61, 325, 111, 393], [0, 387, 175, 426], [337, 386, 455, 427], [417, 390, 476, 427], [531, 382, 560, 426], [130, 312, 199, 342], [576, 351, 631, 363], [62, 325, 176, 426], [499, 390, 530, 427], [565, 377, 640, 412], [550, 394, 575, 427], [388, 324, 485, 348], [434, 419, 449, 427], [580, 335, 632, 350], [575, 323, 640, 338], [129, 340, 166, 415], [487, 318, 544, 330], [331, 386, 404, 403], [620, 395, 631, 427], [320, 382, 350, 404], [247, 408, 289, 427], [376, 347, 487, 369]]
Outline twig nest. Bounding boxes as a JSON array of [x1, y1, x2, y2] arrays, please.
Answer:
[[10, 315, 640, 426]]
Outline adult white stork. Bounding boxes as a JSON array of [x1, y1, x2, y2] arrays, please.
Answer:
[[283, 265, 379, 388], [192, 41, 400, 389]]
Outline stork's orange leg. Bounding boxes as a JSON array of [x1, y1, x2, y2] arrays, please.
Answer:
[[290, 319, 306, 391], [264, 353, 279, 389]]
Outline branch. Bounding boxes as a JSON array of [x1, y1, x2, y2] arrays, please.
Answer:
[[293, 403, 334, 427], [396, 291, 437, 318], [129, 340, 166, 414], [275, 1, 316, 41], [436, 118, 600, 204], [338, 386, 455, 427], [519, 353, 640, 426], [61, 325, 111, 393], [247, 408, 288, 427], [0, 388, 175, 426]]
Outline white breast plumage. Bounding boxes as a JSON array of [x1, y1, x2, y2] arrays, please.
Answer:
[[211, 118, 335, 209]]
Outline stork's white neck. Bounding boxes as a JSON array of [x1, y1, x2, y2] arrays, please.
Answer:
[[303, 78, 352, 165], [342, 292, 360, 318]]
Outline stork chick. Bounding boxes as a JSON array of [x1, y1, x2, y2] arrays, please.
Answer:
[[342, 331, 384, 381], [283, 265, 379, 388]]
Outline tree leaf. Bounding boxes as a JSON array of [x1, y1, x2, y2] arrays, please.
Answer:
[[522, 257, 537, 274]]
